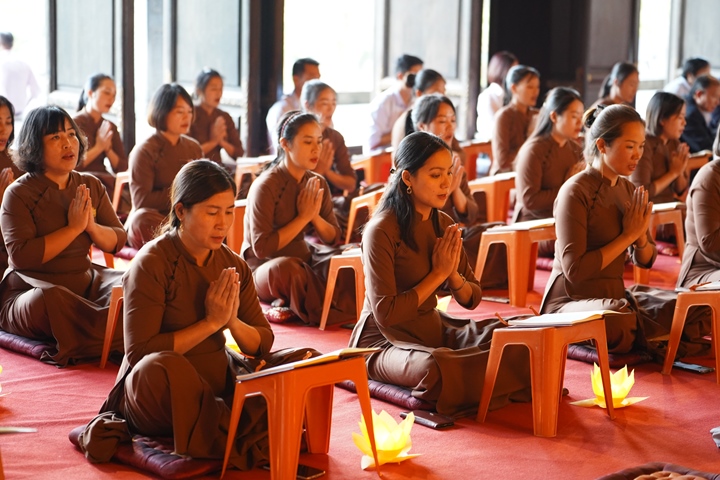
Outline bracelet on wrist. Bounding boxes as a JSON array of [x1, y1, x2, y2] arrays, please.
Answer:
[[449, 273, 467, 293]]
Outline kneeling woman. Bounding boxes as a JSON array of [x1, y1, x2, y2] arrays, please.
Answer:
[[0, 106, 126, 366], [541, 105, 710, 356], [99, 161, 300, 469], [243, 111, 353, 325], [349, 131, 530, 417]]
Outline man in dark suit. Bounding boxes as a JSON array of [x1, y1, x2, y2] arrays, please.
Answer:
[[681, 74, 720, 153]]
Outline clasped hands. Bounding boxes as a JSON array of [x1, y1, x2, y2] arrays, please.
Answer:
[[205, 267, 241, 331], [432, 223, 465, 290], [623, 186, 653, 248]]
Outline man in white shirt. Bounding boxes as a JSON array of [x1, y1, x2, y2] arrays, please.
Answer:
[[663, 57, 711, 99], [0, 32, 40, 119], [265, 58, 320, 155], [367, 54, 423, 152]]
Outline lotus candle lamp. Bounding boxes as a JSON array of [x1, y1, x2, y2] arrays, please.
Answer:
[[352, 409, 420, 469]]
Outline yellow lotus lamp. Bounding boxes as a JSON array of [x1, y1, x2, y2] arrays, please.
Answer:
[[352, 409, 420, 469], [571, 363, 647, 408]]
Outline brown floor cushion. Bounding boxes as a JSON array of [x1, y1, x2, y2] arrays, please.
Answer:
[[596, 461, 720, 479]]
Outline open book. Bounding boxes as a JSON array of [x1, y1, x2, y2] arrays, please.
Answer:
[[690, 281, 720, 292], [235, 347, 380, 381], [488, 218, 555, 232], [508, 310, 620, 327], [652, 202, 684, 213]]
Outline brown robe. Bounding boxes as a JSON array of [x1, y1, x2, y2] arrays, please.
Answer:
[[101, 231, 274, 469], [629, 136, 688, 203], [322, 126, 356, 197], [0, 171, 126, 365], [0, 147, 23, 179], [349, 208, 531, 417], [490, 104, 536, 175], [189, 105, 244, 164], [73, 111, 128, 191], [124, 132, 202, 249], [242, 161, 352, 325], [677, 159, 720, 288], [541, 168, 710, 356]]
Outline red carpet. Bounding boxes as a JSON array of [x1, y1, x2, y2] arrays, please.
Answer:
[[1, 251, 719, 479]]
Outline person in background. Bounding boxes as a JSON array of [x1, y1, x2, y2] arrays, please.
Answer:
[[592, 62, 639, 109], [513, 87, 585, 256], [0, 106, 126, 366], [663, 57, 711, 99], [676, 127, 720, 289], [630, 92, 689, 206], [390, 69, 447, 152], [189, 68, 244, 170], [681, 74, 720, 153], [367, 54, 424, 152], [73, 73, 128, 192], [243, 111, 354, 326], [490, 65, 540, 175], [0, 96, 22, 274], [265, 58, 320, 155], [0, 32, 40, 119], [541, 104, 710, 357], [349, 131, 531, 417], [125, 83, 202, 249], [476, 51, 518, 141]]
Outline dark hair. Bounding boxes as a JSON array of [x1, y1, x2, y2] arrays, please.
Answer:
[[147, 83, 194, 131], [0, 95, 16, 150], [77, 73, 114, 111], [714, 119, 720, 159], [598, 62, 638, 100], [487, 51, 518, 86], [0, 32, 13, 49], [194, 68, 222, 99], [395, 54, 424, 75], [161, 159, 236, 233], [504, 65, 540, 105], [645, 91, 684, 137], [582, 104, 644, 162], [411, 93, 455, 129], [301, 79, 335, 109], [682, 57, 710, 80], [689, 74, 720, 98], [14, 106, 87, 173], [375, 131, 450, 251], [532, 87, 583, 138], [414, 69, 445, 95], [292, 58, 320, 77], [263, 110, 320, 171]]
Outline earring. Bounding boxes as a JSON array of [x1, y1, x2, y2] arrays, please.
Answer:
[[407, 185, 413, 195]]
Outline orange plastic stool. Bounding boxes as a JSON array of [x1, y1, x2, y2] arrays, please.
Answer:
[[477, 318, 616, 437], [633, 203, 685, 285], [111, 171, 130, 214], [460, 139, 492, 181], [234, 156, 272, 194], [319, 251, 364, 330], [661, 290, 720, 384], [344, 188, 384, 244], [468, 172, 515, 223], [99, 285, 124, 369], [220, 356, 381, 479], [225, 199, 247, 254], [474, 220, 556, 307], [351, 149, 392, 184]]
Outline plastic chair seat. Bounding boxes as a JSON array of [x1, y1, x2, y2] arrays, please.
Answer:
[[226, 199, 247, 254], [112, 171, 130, 214], [351, 150, 392, 184], [477, 318, 616, 437], [320, 251, 364, 330], [220, 356, 380, 479], [99, 284, 124, 369], [475, 220, 556, 307], [234, 156, 272, 194], [661, 290, 720, 384], [345, 188, 384, 244], [468, 173, 515, 223], [634, 204, 685, 285], [460, 139, 492, 181]]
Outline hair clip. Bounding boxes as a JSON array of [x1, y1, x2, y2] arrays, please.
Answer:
[[389, 167, 396, 175]]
